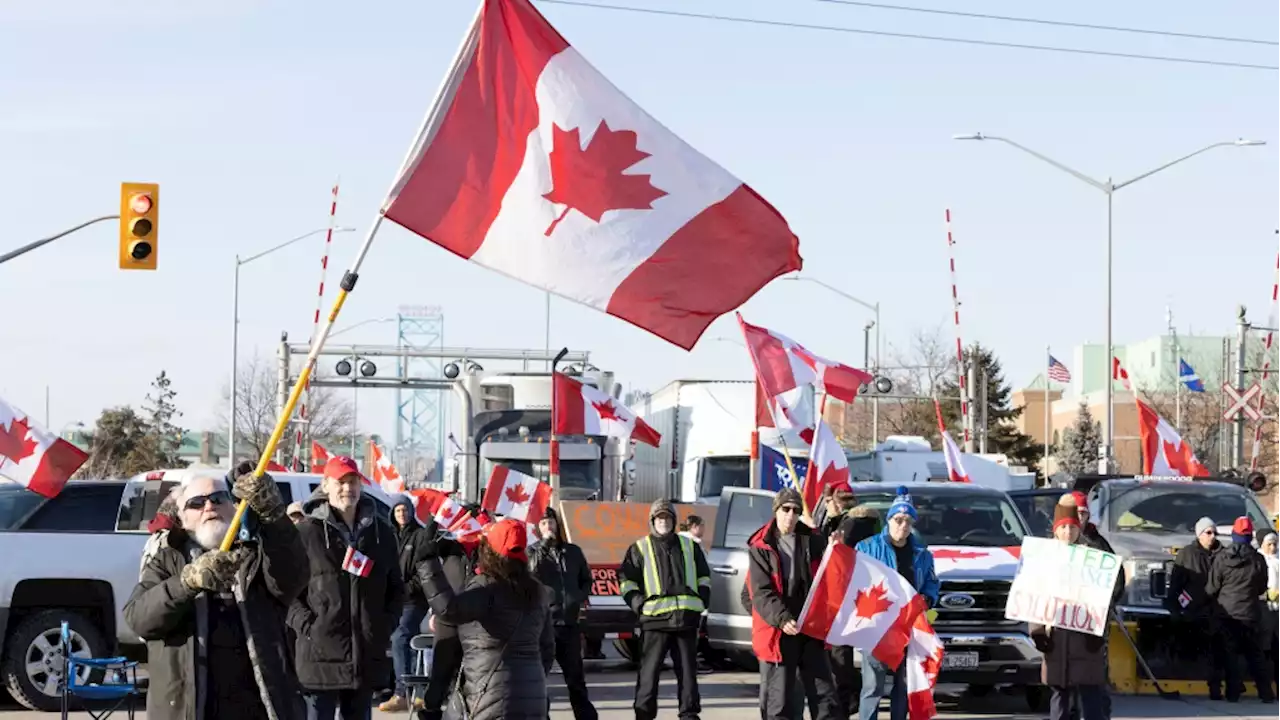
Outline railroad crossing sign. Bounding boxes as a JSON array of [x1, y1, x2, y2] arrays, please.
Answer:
[[1222, 382, 1263, 422]]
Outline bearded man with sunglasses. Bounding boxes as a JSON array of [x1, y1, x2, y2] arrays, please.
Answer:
[[125, 471, 309, 720]]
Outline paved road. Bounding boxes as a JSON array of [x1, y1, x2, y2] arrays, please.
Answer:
[[2, 673, 1274, 719]]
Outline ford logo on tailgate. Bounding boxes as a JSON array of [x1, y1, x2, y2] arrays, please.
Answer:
[[939, 593, 976, 609]]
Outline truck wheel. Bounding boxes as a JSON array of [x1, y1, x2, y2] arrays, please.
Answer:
[[2, 609, 109, 712]]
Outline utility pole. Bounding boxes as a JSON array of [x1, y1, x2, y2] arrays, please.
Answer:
[[979, 370, 989, 454], [1234, 306, 1249, 468], [1167, 306, 1181, 430], [965, 358, 979, 452]]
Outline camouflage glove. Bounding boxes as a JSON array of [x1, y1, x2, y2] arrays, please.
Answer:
[[180, 550, 243, 593], [232, 471, 285, 522]]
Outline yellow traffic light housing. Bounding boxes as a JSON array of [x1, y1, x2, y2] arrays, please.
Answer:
[[119, 182, 159, 270]]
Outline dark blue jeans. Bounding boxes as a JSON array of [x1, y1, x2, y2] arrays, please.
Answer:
[[304, 689, 372, 720], [391, 601, 428, 697]]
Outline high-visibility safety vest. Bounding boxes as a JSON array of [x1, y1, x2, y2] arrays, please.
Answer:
[[619, 535, 710, 617]]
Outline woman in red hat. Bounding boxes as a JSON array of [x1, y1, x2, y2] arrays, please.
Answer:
[[418, 517, 554, 720]]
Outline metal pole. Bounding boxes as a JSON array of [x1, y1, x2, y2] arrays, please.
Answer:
[[545, 291, 552, 371], [352, 366, 359, 458], [1104, 188, 1115, 472], [0, 214, 119, 266], [1044, 346, 1051, 477], [873, 303, 881, 450], [1234, 307, 1249, 468], [275, 334, 289, 466], [1171, 312, 1182, 431], [979, 369, 989, 454], [44, 386, 50, 429], [965, 354, 978, 452], [230, 257, 241, 465]]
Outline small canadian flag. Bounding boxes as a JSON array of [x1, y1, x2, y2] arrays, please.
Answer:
[[342, 546, 373, 578], [0, 397, 89, 498]]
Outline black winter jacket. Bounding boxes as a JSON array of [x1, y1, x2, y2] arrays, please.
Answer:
[[123, 519, 309, 720], [619, 531, 711, 631], [419, 557, 554, 720], [1031, 540, 1124, 688], [1165, 540, 1220, 618], [287, 493, 404, 691], [1206, 541, 1267, 624], [1080, 523, 1115, 555], [528, 539, 592, 627], [392, 498, 433, 604]]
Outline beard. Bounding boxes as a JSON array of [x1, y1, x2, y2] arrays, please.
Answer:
[[192, 518, 231, 550]]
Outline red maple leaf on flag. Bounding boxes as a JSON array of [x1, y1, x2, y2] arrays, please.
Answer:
[[0, 417, 38, 464], [505, 483, 531, 507], [542, 121, 667, 236], [931, 549, 988, 561], [438, 504, 458, 523], [592, 399, 620, 422], [853, 582, 893, 620]]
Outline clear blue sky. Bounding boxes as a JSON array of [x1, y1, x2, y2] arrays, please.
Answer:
[[2, 0, 1276, 444]]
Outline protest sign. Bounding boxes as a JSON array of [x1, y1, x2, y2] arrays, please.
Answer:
[[1004, 537, 1121, 637]]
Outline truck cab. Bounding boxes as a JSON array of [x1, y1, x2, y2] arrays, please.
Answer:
[[706, 483, 1044, 707]]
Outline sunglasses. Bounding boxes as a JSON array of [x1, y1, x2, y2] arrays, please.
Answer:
[[778, 505, 801, 515], [184, 491, 231, 511]]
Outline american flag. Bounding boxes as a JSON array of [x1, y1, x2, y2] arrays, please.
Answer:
[[1047, 355, 1072, 383]]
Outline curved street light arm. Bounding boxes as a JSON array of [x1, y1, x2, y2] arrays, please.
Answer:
[[240, 226, 356, 266], [787, 276, 878, 313], [979, 135, 1109, 192], [1112, 141, 1239, 191]]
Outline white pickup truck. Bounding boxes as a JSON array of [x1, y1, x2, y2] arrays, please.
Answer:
[[0, 470, 397, 711]]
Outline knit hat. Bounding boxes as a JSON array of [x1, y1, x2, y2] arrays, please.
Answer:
[[1053, 493, 1080, 532], [1194, 517, 1216, 537], [484, 518, 529, 562], [1231, 516, 1254, 545], [649, 498, 675, 521], [887, 486, 917, 522], [286, 501, 305, 519], [1263, 532, 1278, 550], [773, 488, 803, 512], [1070, 491, 1088, 510]]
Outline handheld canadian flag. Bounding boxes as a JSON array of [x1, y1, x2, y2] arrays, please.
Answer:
[[1137, 399, 1209, 477], [553, 372, 661, 446], [799, 543, 932, 672], [483, 465, 552, 524], [449, 509, 494, 549], [311, 441, 331, 474], [933, 397, 970, 483], [804, 420, 850, 511], [381, 0, 802, 350], [342, 546, 374, 578], [0, 398, 88, 498], [369, 441, 405, 494], [905, 612, 945, 720]]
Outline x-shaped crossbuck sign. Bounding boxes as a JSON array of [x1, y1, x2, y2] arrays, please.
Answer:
[[1222, 383, 1263, 422]]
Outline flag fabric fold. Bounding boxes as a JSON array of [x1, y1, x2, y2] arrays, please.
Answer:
[[804, 420, 849, 510], [0, 397, 88, 498], [383, 0, 801, 350], [1178, 358, 1205, 392], [311, 440, 331, 473], [1136, 400, 1210, 477], [553, 372, 661, 446], [939, 431, 971, 483], [370, 440, 405, 494]]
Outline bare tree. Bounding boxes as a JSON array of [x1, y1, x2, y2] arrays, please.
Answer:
[[877, 325, 961, 442], [217, 355, 357, 464]]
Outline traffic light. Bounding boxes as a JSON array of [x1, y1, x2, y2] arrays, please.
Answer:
[[119, 182, 159, 270]]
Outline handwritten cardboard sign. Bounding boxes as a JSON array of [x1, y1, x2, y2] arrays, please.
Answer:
[[1004, 537, 1122, 637], [559, 501, 716, 566]]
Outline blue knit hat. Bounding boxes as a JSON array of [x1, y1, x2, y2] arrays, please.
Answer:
[[887, 486, 917, 522]]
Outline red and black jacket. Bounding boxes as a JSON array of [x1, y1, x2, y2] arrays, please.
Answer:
[[746, 520, 826, 663]]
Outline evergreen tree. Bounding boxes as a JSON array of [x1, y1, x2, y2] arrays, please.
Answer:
[[141, 370, 187, 468], [936, 344, 1041, 474], [1056, 401, 1101, 476]]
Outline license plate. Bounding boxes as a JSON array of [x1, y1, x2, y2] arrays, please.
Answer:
[[941, 651, 979, 670]]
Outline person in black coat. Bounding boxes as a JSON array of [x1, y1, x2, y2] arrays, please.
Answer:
[[379, 496, 435, 713], [818, 485, 878, 719], [1164, 516, 1227, 699], [417, 519, 472, 720], [1205, 517, 1276, 703], [749, 488, 840, 720], [288, 457, 405, 720], [529, 507, 598, 720], [418, 518, 555, 720]]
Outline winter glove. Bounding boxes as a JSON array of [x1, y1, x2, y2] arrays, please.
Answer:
[[1268, 589, 1278, 602], [180, 549, 244, 593], [232, 471, 285, 522]]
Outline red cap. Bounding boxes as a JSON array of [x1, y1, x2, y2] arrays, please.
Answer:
[[323, 456, 363, 484], [1070, 491, 1087, 508], [1232, 516, 1254, 536], [484, 518, 529, 562]]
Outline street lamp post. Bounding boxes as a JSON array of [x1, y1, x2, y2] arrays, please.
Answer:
[[230, 227, 355, 464], [952, 134, 1264, 470], [783, 276, 882, 447]]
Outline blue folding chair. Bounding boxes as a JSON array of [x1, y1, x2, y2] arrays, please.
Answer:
[[59, 621, 139, 720]]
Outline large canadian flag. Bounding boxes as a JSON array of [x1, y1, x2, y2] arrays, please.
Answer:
[[369, 441, 406, 494], [1137, 399, 1209, 477], [804, 420, 849, 511], [0, 397, 88, 498], [483, 465, 552, 523], [553, 372, 661, 446], [381, 0, 802, 350], [800, 544, 942, 719]]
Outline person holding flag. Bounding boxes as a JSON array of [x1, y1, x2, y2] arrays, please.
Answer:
[[288, 456, 404, 720]]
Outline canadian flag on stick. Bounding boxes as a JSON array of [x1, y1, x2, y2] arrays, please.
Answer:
[[381, 0, 802, 350], [369, 441, 405, 494], [1111, 358, 1209, 477], [933, 398, 970, 483], [803, 420, 849, 511], [483, 465, 552, 524], [0, 397, 88, 498], [553, 372, 661, 446], [311, 441, 331, 474]]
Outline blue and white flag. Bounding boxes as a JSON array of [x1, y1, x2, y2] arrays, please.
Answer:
[[1178, 358, 1205, 393], [760, 443, 809, 492]]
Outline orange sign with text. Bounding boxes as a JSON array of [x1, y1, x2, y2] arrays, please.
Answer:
[[559, 501, 717, 566]]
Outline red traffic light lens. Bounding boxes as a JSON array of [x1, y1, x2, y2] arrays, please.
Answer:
[[130, 193, 153, 215]]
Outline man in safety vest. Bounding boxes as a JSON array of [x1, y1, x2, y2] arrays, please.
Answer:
[[620, 498, 711, 720]]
